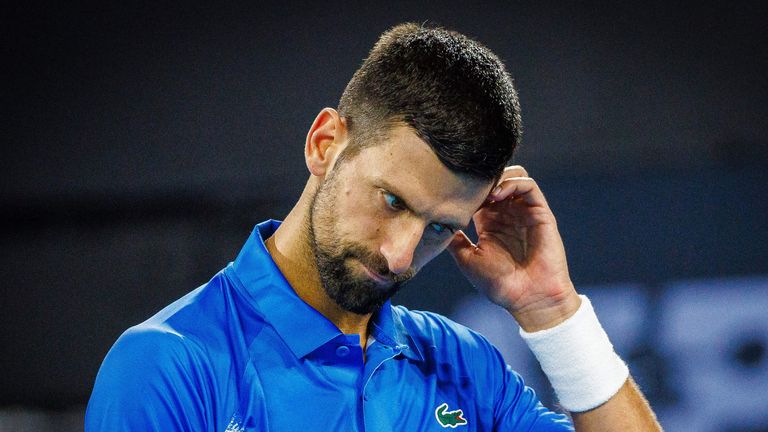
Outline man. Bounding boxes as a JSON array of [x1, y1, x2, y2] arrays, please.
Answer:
[[86, 23, 661, 431]]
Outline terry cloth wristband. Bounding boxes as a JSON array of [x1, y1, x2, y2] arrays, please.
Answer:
[[519, 295, 629, 412]]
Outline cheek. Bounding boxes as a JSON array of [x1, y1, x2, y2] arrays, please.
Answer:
[[358, 206, 386, 242], [333, 186, 383, 241]]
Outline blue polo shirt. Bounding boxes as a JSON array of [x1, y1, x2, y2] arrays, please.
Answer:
[[86, 220, 573, 431]]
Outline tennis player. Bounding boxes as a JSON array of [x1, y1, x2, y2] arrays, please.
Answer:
[[86, 22, 661, 431]]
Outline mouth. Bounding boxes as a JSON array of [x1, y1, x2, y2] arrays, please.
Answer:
[[360, 262, 392, 285]]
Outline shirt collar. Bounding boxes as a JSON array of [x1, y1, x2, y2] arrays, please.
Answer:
[[370, 298, 423, 362], [229, 220, 422, 362]]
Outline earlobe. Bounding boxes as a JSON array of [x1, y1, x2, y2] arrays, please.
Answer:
[[305, 108, 348, 177]]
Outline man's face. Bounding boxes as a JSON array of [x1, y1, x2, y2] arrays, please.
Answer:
[[308, 124, 493, 315]]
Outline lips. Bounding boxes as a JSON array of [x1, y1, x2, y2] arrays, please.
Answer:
[[361, 262, 391, 285]]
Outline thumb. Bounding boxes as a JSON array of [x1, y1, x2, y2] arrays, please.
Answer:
[[447, 230, 477, 266]]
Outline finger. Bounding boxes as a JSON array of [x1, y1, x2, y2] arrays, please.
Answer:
[[489, 177, 548, 207], [502, 165, 529, 178], [483, 166, 529, 204], [447, 230, 477, 265], [487, 166, 528, 198]]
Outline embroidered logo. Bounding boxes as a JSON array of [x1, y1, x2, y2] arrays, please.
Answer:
[[435, 402, 467, 428], [225, 412, 245, 432]]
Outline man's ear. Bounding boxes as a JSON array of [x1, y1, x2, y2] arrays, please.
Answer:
[[305, 108, 348, 177]]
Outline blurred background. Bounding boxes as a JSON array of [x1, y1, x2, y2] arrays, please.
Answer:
[[2, 1, 767, 431]]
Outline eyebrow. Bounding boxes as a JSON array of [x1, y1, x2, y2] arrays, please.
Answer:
[[376, 178, 468, 232]]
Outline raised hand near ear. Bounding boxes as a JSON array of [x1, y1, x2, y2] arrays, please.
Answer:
[[447, 166, 581, 332]]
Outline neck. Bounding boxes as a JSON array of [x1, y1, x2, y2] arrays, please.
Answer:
[[264, 178, 372, 348]]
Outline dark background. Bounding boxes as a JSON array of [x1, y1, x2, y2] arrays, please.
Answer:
[[2, 1, 767, 429]]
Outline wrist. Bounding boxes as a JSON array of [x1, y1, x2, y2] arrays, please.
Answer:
[[510, 288, 581, 332], [519, 294, 629, 412]]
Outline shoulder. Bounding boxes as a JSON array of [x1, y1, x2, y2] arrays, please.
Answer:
[[137, 269, 246, 351], [90, 319, 213, 409], [107, 320, 208, 375], [393, 306, 470, 337], [392, 305, 505, 366], [86, 323, 213, 430], [88, 274, 231, 407]]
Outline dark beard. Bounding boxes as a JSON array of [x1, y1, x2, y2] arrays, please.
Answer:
[[306, 181, 414, 315], [312, 240, 405, 315]]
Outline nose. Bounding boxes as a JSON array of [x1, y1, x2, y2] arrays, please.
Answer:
[[379, 219, 423, 275]]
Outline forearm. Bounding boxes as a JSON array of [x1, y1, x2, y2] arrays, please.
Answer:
[[571, 376, 662, 431], [514, 294, 662, 431]]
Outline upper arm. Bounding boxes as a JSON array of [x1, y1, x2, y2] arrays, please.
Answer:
[[85, 327, 211, 432], [493, 363, 574, 431], [456, 324, 573, 431]]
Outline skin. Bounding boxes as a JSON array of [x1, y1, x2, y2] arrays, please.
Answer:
[[265, 107, 662, 431]]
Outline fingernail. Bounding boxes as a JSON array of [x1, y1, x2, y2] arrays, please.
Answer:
[[492, 185, 502, 195]]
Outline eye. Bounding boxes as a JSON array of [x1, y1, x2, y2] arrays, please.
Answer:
[[383, 191, 406, 211], [429, 222, 454, 235]]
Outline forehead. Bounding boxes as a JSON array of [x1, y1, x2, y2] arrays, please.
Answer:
[[344, 124, 492, 220]]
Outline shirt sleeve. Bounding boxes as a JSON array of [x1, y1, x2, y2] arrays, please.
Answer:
[[493, 362, 574, 431], [85, 326, 211, 431]]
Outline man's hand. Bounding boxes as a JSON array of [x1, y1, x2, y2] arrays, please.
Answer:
[[447, 165, 581, 332], [448, 166, 663, 431]]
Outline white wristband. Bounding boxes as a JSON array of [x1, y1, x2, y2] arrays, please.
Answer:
[[519, 295, 629, 412]]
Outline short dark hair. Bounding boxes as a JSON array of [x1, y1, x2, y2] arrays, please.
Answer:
[[337, 22, 522, 181]]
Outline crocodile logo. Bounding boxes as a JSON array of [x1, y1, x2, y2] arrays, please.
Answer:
[[435, 402, 467, 428]]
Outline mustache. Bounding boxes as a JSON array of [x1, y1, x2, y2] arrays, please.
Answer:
[[343, 245, 416, 283]]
